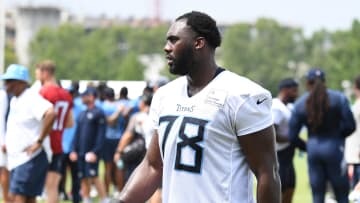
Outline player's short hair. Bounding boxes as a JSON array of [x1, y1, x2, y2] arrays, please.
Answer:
[[36, 60, 56, 74], [141, 93, 153, 106], [278, 78, 298, 90], [355, 75, 360, 90], [176, 11, 221, 49], [120, 87, 128, 98]]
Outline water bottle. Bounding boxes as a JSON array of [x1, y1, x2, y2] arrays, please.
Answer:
[[116, 159, 124, 169]]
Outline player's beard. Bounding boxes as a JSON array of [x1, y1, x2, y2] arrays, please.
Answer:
[[169, 45, 194, 76]]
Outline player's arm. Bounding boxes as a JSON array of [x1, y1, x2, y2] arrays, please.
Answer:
[[107, 105, 125, 125], [238, 125, 281, 203], [26, 106, 56, 154], [64, 110, 74, 128], [288, 108, 306, 151], [91, 112, 106, 156], [273, 124, 289, 143], [114, 115, 136, 162], [118, 130, 163, 203], [339, 94, 356, 137], [69, 118, 80, 161], [38, 107, 57, 142]]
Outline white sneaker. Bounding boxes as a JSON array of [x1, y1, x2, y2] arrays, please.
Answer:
[[113, 191, 121, 199], [83, 197, 93, 203], [349, 190, 360, 201], [100, 197, 111, 203], [90, 185, 98, 198]]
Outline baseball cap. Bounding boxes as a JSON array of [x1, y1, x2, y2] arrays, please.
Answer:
[[104, 87, 115, 98], [278, 78, 298, 90], [81, 87, 98, 97], [306, 68, 325, 81], [0, 64, 30, 83]]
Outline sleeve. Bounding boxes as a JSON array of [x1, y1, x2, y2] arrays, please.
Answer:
[[125, 114, 137, 133], [149, 91, 162, 130], [339, 94, 356, 137], [0, 91, 8, 146], [288, 107, 307, 151], [92, 110, 106, 155], [30, 92, 53, 121], [235, 91, 273, 136], [272, 107, 283, 125]]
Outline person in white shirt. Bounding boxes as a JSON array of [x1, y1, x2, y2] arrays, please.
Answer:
[[1, 64, 56, 203], [116, 11, 280, 203], [346, 75, 360, 189], [272, 78, 300, 203], [0, 89, 11, 203]]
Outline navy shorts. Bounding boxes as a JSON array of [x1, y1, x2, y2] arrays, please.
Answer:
[[277, 146, 296, 191], [48, 153, 66, 174], [77, 157, 99, 180], [10, 150, 49, 197], [102, 139, 119, 162]]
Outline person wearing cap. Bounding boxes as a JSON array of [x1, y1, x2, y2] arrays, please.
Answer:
[[59, 80, 84, 203], [69, 87, 108, 203], [0, 64, 56, 203], [114, 93, 153, 181], [345, 75, 360, 202], [289, 68, 356, 203], [100, 87, 127, 196], [272, 78, 301, 203], [35, 60, 74, 203]]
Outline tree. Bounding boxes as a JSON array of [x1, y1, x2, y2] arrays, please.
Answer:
[[305, 20, 360, 89], [30, 23, 166, 81], [222, 18, 306, 93], [4, 42, 17, 68]]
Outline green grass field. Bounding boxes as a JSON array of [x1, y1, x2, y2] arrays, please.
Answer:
[[293, 151, 312, 203], [51, 153, 313, 203], [2, 154, 314, 203]]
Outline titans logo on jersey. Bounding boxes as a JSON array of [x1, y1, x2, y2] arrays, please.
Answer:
[[149, 70, 273, 203]]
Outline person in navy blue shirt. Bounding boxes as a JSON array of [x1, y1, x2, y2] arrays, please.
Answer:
[[69, 87, 108, 203], [289, 68, 356, 203]]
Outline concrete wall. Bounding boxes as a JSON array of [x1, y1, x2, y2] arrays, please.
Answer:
[[15, 6, 61, 66]]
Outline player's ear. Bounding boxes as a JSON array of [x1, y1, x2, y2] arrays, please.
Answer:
[[194, 37, 205, 50]]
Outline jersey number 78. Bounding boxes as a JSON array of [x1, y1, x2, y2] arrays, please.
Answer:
[[160, 116, 208, 173]]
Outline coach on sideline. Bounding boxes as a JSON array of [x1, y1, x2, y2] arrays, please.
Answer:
[[1, 64, 56, 203]]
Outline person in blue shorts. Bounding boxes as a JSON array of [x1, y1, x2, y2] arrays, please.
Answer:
[[289, 68, 356, 203], [69, 87, 108, 203], [101, 87, 127, 196], [1, 64, 56, 203]]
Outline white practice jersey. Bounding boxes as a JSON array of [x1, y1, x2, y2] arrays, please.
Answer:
[[271, 98, 292, 151], [149, 70, 273, 203]]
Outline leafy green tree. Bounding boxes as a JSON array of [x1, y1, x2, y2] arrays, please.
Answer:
[[305, 20, 360, 89], [222, 18, 306, 93], [4, 43, 17, 68], [30, 23, 166, 81]]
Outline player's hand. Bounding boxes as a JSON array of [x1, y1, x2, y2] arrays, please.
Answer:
[[117, 105, 125, 113], [24, 142, 42, 155], [348, 164, 354, 180], [114, 151, 121, 163], [69, 152, 78, 162], [85, 152, 97, 163], [1, 145, 6, 153]]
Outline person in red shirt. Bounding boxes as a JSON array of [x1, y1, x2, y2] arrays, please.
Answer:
[[36, 60, 74, 203]]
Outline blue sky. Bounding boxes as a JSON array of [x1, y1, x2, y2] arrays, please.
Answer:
[[6, 0, 360, 35]]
